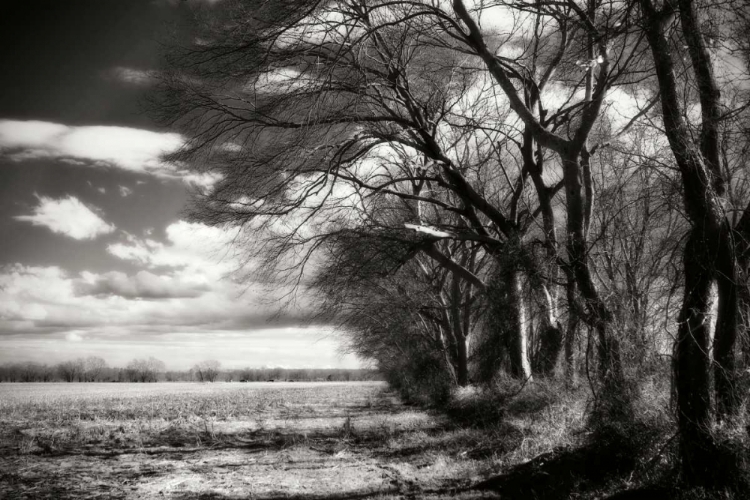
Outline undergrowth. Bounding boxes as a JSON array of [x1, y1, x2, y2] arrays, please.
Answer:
[[402, 372, 750, 499]]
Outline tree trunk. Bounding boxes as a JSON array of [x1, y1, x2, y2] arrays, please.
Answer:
[[565, 277, 579, 387], [434, 316, 459, 386], [675, 230, 714, 484], [740, 271, 750, 370], [507, 269, 532, 380], [451, 270, 470, 387], [714, 225, 739, 417], [562, 151, 628, 409], [737, 206, 750, 370], [525, 120, 563, 378], [455, 337, 469, 387], [537, 324, 563, 377], [535, 284, 563, 376], [640, 0, 742, 480]]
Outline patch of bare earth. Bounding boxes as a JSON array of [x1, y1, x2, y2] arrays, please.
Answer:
[[0, 383, 500, 499]]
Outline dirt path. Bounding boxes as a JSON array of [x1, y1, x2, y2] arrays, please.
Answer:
[[1, 385, 501, 499]]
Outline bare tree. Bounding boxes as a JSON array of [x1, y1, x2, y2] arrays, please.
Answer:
[[193, 360, 222, 382], [153, 0, 640, 390], [57, 360, 83, 383], [153, 0, 731, 425], [589, 129, 686, 370], [639, 0, 750, 484], [312, 226, 479, 389], [83, 356, 108, 382], [126, 357, 166, 383]]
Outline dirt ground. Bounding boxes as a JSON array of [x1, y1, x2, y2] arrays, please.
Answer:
[[0, 383, 503, 499]]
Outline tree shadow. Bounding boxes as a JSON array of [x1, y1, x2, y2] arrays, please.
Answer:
[[469, 422, 669, 500], [370, 422, 524, 461], [442, 387, 560, 431], [172, 489, 398, 500], [17, 419, 451, 461], [171, 485, 501, 500], [471, 445, 627, 499]]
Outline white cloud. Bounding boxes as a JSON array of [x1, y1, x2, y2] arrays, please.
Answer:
[[250, 68, 309, 94], [0, 259, 310, 336], [602, 87, 654, 131], [107, 220, 241, 278], [0, 220, 317, 333], [182, 171, 224, 190], [714, 48, 750, 90], [15, 195, 116, 240], [77, 270, 209, 299], [119, 185, 133, 197], [0, 216, 337, 367], [66, 332, 83, 342], [475, 3, 536, 36], [108, 66, 155, 86], [0, 120, 192, 182]]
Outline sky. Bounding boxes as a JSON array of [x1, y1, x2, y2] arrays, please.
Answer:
[[0, 0, 360, 370]]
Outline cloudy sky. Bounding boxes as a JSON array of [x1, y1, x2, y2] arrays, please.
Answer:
[[0, 0, 359, 370]]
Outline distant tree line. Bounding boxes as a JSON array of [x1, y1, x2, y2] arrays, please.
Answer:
[[0, 358, 379, 383], [223, 367, 381, 383], [168, 366, 381, 383]]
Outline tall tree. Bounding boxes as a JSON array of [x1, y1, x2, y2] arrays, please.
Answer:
[[154, 0, 660, 399], [639, 0, 750, 484]]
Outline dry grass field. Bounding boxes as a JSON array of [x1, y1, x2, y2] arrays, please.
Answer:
[[0, 381, 542, 499], [0, 380, 686, 499]]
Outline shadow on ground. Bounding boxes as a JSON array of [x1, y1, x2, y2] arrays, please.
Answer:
[[170, 488, 500, 500], [467, 419, 682, 500]]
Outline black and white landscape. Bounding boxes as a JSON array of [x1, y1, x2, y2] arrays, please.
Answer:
[[2, 0, 750, 498]]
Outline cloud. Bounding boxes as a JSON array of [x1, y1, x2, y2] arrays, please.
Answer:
[[119, 186, 133, 197], [76, 270, 209, 299], [0, 216, 338, 367], [15, 195, 116, 240], [0, 221, 319, 343], [66, 331, 83, 342], [0, 261, 312, 336], [477, 3, 536, 36], [107, 66, 155, 86], [182, 171, 224, 190], [0, 120, 192, 182], [107, 220, 241, 277]]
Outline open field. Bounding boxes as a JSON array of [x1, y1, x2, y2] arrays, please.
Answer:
[[0, 382, 520, 499]]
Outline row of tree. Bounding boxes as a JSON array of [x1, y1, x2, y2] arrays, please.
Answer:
[[0, 359, 378, 383], [152, 0, 750, 487], [223, 367, 380, 382], [0, 357, 168, 383]]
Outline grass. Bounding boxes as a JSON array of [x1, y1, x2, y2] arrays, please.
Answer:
[[0, 380, 590, 499], [1, 382, 395, 453], [3, 378, 741, 499], [1, 382, 499, 499]]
